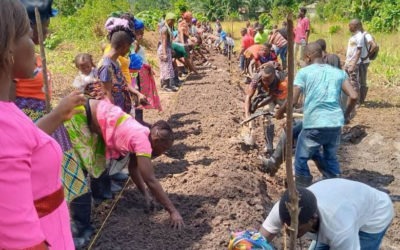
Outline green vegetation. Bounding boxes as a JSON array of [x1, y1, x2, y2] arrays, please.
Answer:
[[46, 0, 400, 88]]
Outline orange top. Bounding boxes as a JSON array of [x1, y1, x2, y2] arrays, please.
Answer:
[[15, 55, 52, 100], [243, 44, 264, 59]]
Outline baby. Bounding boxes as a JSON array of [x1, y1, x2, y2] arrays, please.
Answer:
[[72, 53, 98, 92]]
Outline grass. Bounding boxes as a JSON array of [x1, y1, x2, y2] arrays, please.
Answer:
[[221, 21, 400, 87], [43, 12, 399, 103]]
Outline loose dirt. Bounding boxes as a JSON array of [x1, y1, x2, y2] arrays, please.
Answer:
[[47, 33, 399, 249]]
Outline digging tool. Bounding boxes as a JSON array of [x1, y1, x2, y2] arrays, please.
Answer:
[[240, 110, 303, 126]]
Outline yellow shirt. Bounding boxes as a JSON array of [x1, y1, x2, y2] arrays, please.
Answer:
[[103, 44, 131, 84]]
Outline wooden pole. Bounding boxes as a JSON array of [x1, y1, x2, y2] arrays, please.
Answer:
[[285, 12, 299, 250], [34, 8, 51, 113]]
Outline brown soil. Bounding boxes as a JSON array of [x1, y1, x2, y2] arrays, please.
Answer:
[[46, 41, 400, 248]]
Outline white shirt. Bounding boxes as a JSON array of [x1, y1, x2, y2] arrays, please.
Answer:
[[262, 179, 394, 250], [72, 68, 97, 92], [345, 31, 364, 65], [360, 32, 373, 64]]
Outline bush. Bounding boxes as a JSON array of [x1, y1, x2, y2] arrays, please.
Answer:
[[328, 25, 341, 34]]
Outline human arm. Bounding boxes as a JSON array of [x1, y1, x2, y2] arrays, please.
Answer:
[[127, 84, 148, 105], [305, 19, 310, 43], [259, 202, 282, 242], [160, 28, 168, 61], [275, 86, 302, 120], [128, 156, 184, 229], [341, 79, 358, 123], [244, 81, 257, 119], [36, 91, 85, 135]]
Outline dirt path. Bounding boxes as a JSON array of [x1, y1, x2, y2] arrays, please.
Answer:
[[90, 51, 400, 249]]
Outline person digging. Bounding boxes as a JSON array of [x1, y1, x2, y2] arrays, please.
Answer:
[[244, 63, 287, 155]]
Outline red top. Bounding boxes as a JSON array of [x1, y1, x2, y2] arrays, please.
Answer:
[[241, 34, 255, 50]]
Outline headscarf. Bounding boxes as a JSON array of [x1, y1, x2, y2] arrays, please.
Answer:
[[165, 12, 176, 21], [129, 54, 143, 70], [183, 11, 192, 20], [134, 19, 145, 30], [228, 230, 274, 250], [105, 17, 130, 33]]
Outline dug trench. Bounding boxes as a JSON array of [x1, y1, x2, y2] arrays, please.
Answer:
[[89, 51, 400, 249]]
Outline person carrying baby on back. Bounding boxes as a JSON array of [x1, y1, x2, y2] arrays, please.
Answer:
[[72, 53, 105, 100]]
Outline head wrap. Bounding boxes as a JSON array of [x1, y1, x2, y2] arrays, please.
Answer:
[[20, 0, 58, 23], [192, 18, 197, 24], [165, 12, 176, 21], [129, 54, 143, 70], [105, 17, 130, 33], [228, 230, 274, 250], [134, 19, 145, 30], [183, 11, 193, 20]]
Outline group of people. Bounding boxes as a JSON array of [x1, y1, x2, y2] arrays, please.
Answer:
[[234, 6, 393, 250], [0, 0, 393, 249]]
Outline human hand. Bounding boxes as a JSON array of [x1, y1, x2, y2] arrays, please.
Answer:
[[160, 54, 168, 62], [138, 93, 149, 105], [275, 109, 285, 120], [53, 91, 85, 121], [347, 63, 355, 73], [169, 210, 184, 230]]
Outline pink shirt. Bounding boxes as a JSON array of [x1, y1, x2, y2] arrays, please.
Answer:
[[96, 100, 152, 159], [294, 17, 310, 44], [0, 102, 73, 249]]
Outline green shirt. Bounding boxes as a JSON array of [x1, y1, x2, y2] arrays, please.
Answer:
[[254, 31, 268, 44]]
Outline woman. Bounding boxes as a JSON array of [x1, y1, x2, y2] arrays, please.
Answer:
[[0, 0, 84, 248], [16, 0, 88, 205], [158, 12, 177, 92], [65, 99, 185, 229], [131, 18, 162, 123]]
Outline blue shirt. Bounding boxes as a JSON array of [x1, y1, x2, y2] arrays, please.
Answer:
[[294, 63, 348, 129]]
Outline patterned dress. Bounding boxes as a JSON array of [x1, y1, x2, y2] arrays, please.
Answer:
[[98, 57, 133, 113], [158, 25, 175, 81]]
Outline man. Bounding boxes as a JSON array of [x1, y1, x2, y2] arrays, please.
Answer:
[[240, 28, 255, 73], [278, 21, 288, 41], [269, 27, 288, 70], [245, 64, 287, 154], [294, 7, 310, 66], [276, 43, 358, 187], [260, 179, 394, 249], [359, 22, 378, 104], [215, 19, 222, 33], [254, 25, 268, 45], [344, 19, 364, 99]]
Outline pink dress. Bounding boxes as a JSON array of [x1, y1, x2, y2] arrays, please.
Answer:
[[96, 100, 153, 160], [0, 102, 74, 249]]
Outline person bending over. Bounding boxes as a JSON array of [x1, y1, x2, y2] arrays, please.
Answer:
[[260, 179, 394, 250]]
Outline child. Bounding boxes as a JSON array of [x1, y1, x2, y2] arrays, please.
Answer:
[[72, 53, 104, 100], [224, 33, 235, 56]]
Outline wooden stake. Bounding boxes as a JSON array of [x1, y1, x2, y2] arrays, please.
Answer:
[[285, 12, 299, 250], [34, 8, 51, 113]]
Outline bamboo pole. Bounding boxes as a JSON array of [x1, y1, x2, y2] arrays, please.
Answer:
[[285, 12, 299, 250], [34, 8, 51, 113]]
